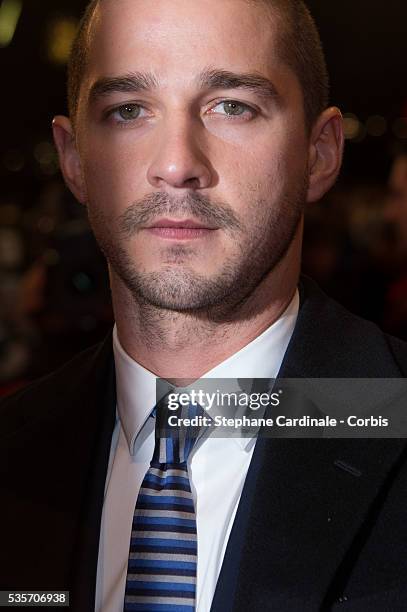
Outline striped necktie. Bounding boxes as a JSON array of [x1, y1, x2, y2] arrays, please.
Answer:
[[123, 398, 203, 612]]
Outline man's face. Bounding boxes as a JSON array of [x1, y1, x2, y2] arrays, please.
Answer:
[[75, 0, 310, 311]]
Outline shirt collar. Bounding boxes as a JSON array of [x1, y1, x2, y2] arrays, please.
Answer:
[[113, 289, 299, 454], [113, 328, 160, 454]]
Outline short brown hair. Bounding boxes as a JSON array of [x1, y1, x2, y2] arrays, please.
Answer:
[[67, 0, 329, 132], [261, 0, 330, 130]]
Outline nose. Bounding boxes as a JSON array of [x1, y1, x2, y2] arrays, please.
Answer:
[[147, 115, 213, 191]]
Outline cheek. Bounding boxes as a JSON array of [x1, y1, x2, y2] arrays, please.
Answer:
[[230, 137, 305, 203], [80, 136, 147, 212]]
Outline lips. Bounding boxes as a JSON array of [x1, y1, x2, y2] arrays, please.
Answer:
[[144, 218, 218, 240], [147, 218, 217, 230]]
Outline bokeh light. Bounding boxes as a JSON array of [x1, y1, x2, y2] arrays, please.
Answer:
[[0, 0, 22, 47], [366, 115, 387, 137], [47, 17, 77, 65]]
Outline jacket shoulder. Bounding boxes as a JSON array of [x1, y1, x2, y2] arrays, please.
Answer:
[[0, 332, 114, 439], [291, 276, 407, 378]]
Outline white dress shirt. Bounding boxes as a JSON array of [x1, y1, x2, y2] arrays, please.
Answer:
[[95, 290, 299, 612]]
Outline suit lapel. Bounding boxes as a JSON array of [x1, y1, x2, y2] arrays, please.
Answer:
[[220, 436, 406, 611], [67, 333, 117, 610], [211, 277, 407, 611], [0, 331, 117, 607]]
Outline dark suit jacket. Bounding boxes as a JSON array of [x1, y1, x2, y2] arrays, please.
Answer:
[[1, 276, 407, 611]]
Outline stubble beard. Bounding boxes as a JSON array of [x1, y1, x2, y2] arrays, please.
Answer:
[[87, 179, 307, 320]]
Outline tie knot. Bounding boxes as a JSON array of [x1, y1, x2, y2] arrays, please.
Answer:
[[152, 395, 206, 465]]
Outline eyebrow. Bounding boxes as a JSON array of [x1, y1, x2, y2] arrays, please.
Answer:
[[197, 68, 279, 101], [88, 67, 280, 104]]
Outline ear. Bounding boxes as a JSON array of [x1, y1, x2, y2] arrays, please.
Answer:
[[306, 107, 344, 203], [52, 116, 87, 204]]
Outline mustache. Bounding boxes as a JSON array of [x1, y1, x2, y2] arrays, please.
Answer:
[[118, 192, 243, 238]]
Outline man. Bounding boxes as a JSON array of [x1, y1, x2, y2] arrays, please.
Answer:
[[1, 1, 407, 611]]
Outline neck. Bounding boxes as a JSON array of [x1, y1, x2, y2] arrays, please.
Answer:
[[112, 236, 301, 384]]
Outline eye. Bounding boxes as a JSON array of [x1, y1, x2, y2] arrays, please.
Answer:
[[110, 103, 146, 122], [209, 100, 256, 119]]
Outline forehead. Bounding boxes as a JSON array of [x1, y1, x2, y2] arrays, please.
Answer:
[[85, 0, 295, 92]]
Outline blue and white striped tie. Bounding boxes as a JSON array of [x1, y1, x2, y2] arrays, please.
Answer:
[[123, 399, 203, 612]]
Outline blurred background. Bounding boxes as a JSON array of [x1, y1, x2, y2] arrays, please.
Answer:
[[1, 0, 407, 395]]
